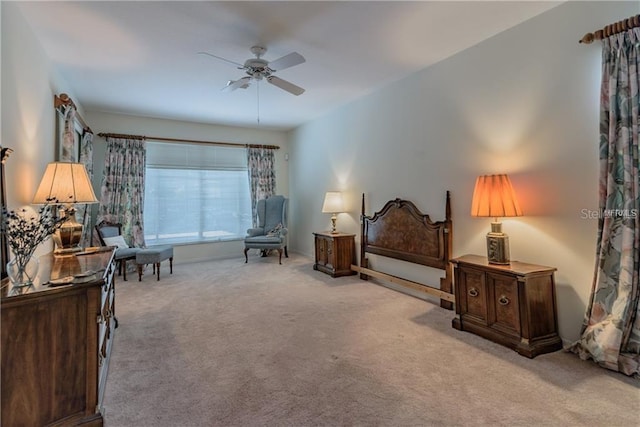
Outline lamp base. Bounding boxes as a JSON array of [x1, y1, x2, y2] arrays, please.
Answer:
[[330, 214, 338, 234], [486, 222, 510, 265], [52, 207, 84, 256]]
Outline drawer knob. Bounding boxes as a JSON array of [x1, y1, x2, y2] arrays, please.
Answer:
[[498, 295, 510, 306], [468, 288, 479, 297]]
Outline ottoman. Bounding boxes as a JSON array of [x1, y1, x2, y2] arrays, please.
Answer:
[[136, 245, 174, 281]]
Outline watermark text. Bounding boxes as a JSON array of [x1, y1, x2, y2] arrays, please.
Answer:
[[581, 208, 638, 219]]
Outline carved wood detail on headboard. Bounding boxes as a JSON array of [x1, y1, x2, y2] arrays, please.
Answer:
[[362, 197, 451, 270], [354, 192, 454, 309]]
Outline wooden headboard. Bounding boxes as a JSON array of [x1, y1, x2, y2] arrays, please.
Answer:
[[351, 192, 454, 309]]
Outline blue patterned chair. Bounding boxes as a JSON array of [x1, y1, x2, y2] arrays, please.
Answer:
[[244, 195, 289, 264]]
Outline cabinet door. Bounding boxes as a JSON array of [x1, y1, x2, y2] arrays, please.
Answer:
[[324, 238, 335, 269], [458, 267, 488, 324], [315, 236, 325, 265], [315, 236, 332, 268], [487, 272, 520, 336], [2, 291, 91, 426]]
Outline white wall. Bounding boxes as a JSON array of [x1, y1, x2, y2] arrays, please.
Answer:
[[288, 1, 639, 343], [1, 2, 83, 256], [85, 111, 290, 263]]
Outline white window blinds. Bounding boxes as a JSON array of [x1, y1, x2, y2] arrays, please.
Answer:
[[144, 141, 252, 245]]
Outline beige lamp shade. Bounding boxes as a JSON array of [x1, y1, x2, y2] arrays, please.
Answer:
[[470, 174, 523, 218], [322, 191, 344, 234], [322, 191, 344, 214], [32, 162, 98, 205]]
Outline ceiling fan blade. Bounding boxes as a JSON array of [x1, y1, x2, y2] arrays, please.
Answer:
[[266, 76, 305, 96], [222, 77, 252, 92], [198, 51, 244, 68], [268, 52, 305, 71]]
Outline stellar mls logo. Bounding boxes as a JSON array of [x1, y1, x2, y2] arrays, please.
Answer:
[[580, 208, 638, 219]]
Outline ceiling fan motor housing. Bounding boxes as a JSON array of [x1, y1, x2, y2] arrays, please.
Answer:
[[244, 58, 271, 79]]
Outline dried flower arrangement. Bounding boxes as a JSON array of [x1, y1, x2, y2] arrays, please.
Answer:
[[2, 199, 65, 280]]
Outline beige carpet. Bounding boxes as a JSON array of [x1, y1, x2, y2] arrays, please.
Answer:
[[103, 254, 638, 426]]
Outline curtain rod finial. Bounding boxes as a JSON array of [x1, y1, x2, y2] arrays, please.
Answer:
[[579, 33, 595, 44]]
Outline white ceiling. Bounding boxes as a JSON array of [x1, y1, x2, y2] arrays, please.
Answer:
[[16, 1, 561, 131]]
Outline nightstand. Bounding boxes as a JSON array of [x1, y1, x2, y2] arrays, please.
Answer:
[[313, 232, 356, 277], [451, 254, 562, 358]]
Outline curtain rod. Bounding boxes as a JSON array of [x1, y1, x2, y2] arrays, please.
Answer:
[[97, 132, 280, 150], [580, 14, 640, 44], [54, 93, 93, 133]]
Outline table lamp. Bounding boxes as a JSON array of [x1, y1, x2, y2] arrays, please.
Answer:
[[470, 174, 523, 264], [32, 162, 98, 255], [322, 191, 344, 234]]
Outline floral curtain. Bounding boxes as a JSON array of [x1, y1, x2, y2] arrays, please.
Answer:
[[247, 147, 276, 226], [60, 105, 77, 162], [571, 27, 640, 376], [96, 137, 146, 248], [78, 130, 94, 247]]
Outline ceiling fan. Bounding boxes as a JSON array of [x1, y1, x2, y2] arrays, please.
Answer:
[[199, 46, 306, 96]]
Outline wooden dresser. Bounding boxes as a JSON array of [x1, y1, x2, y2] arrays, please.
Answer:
[[313, 231, 356, 277], [1, 248, 116, 426], [451, 254, 562, 358]]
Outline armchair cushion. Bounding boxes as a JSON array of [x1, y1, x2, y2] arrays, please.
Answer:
[[246, 228, 265, 237], [103, 235, 130, 249], [244, 235, 285, 246], [101, 233, 141, 261], [113, 247, 141, 261]]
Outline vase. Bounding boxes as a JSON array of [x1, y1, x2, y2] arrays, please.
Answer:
[[7, 255, 39, 288]]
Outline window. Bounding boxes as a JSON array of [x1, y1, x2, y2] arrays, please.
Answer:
[[144, 141, 252, 245]]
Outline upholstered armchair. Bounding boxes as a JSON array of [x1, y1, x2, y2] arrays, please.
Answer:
[[95, 221, 141, 281], [244, 195, 289, 264]]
